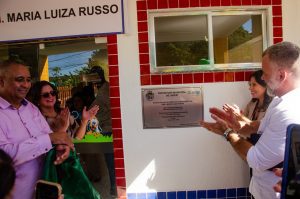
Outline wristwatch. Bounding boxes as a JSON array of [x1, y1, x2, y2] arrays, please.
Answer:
[[223, 128, 233, 141]]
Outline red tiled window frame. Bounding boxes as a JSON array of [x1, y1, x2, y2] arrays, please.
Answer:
[[136, 0, 283, 85]]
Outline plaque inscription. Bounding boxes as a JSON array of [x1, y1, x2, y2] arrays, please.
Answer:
[[142, 87, 203, 128]]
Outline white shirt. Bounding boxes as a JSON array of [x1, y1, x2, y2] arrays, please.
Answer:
[[247, 88, 300, 199]]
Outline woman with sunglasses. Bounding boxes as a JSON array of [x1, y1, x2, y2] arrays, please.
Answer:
[[28, 81, 99, 139]]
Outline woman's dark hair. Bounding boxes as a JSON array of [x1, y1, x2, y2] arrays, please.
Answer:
[[70, 91, 85, 111], [90, 66, 107, 85], [249, 70, 273, 109], [27, 81, 61, 113], [82, 85, 95, 107], [0, 149, 16, 199]]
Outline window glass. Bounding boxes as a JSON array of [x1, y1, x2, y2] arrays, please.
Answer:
[[149, 9, 268, 73], [154, 15, 209, 67], [212, 15, 263, 64], [0, 39, 116, 197], [39, 39, 108, 107]]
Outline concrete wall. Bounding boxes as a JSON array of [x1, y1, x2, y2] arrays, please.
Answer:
[[115, 0, 300, 196], [282, 0, 300, 45], [117, 1, 251, 194]]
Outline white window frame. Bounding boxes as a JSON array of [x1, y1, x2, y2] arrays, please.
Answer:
[[148, 7, 272, 73]]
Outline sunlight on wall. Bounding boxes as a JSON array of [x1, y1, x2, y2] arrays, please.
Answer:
[[127, 159, 157, 193]]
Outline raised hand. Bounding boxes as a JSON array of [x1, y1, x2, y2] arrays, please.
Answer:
[[200, 111, 228, 135], [223, 104, 250, 123], [208, 106, 245, 131], [209, 107, 239, 130], [81, 105, 99, 122], [223, 104, 241, 116], [221, 104, 259, 135], [55, 107, 70, 132], [73, 105, 99, 140]]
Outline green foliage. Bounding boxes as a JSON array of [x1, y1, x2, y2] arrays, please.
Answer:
[[50, 65, 87, 87], [49, 49, 106, 87], [228, 26, 252, 50], [156, 40, 209, 66]]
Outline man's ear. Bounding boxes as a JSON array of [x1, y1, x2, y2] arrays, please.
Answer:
[[278, 69, 288, 81]]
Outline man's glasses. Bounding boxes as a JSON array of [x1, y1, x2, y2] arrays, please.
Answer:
[[41, 90, 57, 98]]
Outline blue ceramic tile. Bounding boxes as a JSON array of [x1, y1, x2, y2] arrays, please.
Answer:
[[157, 192, 166, 199], [217, 189, 226, 198], [237, 188, 246, 196], [147, 192, 157, 199], [167, 192, 176, 199], [227, 188, 236, 197], [177, 191, 186, 199], [127, 193, 137, 199], [129, 187, 249, 199], [187, 191, 196, 199], [197, 190, 206, 199], [137, 193, 146, 199], [207, 190, 216, 198]]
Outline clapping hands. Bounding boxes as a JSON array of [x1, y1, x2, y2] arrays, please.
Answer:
[[222, 104, 249, 131], [200, 103, 260, 137], [55, 107, 70, 132], [200, 107, 229, 135]]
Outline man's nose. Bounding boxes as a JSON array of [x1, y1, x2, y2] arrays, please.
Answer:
[[22, 81, 31, 88]]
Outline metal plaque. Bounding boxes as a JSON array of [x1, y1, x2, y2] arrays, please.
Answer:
[[142, 87, 203, 129]]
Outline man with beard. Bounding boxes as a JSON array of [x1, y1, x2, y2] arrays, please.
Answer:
[[200, 41, 300, 199], [0, 59, 74, 199]]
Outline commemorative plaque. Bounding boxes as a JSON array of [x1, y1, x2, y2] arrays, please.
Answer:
[[142, 87, 203, 128]]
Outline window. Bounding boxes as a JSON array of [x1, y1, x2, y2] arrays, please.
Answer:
[[148, 9, 269, 73]]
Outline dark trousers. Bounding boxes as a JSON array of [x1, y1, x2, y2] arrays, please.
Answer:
[[104, 153, 116, 192]]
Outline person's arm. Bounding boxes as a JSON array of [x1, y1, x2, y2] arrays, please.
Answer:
[[200, 123, 253, 161], [226, 131, 253, 161], [74, 105, 99, 140], [246, 104, 289, 171], [4, 101, 74, 167], [0, 129, 52, 166], [74, 119, 87, 140], [200, 112, 254, 161], [237, 120, 260, 136], [55, 108, 70, 132]]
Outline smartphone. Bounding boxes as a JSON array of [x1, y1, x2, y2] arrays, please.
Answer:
[[281, 124, 300, 199], [35, 180, 62, 199]]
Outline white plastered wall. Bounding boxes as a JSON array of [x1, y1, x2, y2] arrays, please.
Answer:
[[282, 0, 300, 45], [116, 0, 262, 193]]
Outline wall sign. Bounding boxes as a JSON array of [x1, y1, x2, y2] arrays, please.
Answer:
[[0, 0, 124, 42], [142, 87, 203, 129]]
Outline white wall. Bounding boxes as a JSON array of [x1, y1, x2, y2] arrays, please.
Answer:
[[117, 1, 253, 193], [282, 0, 300, 45]]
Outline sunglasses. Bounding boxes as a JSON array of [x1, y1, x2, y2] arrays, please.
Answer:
[[41, 90, 57, 98]]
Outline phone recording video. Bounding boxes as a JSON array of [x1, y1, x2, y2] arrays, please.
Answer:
[[35, 180, 62, 199], [281, 124, 300, 199]]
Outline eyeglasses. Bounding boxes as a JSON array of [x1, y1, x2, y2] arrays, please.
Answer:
[[41, 90, 57, 98]]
